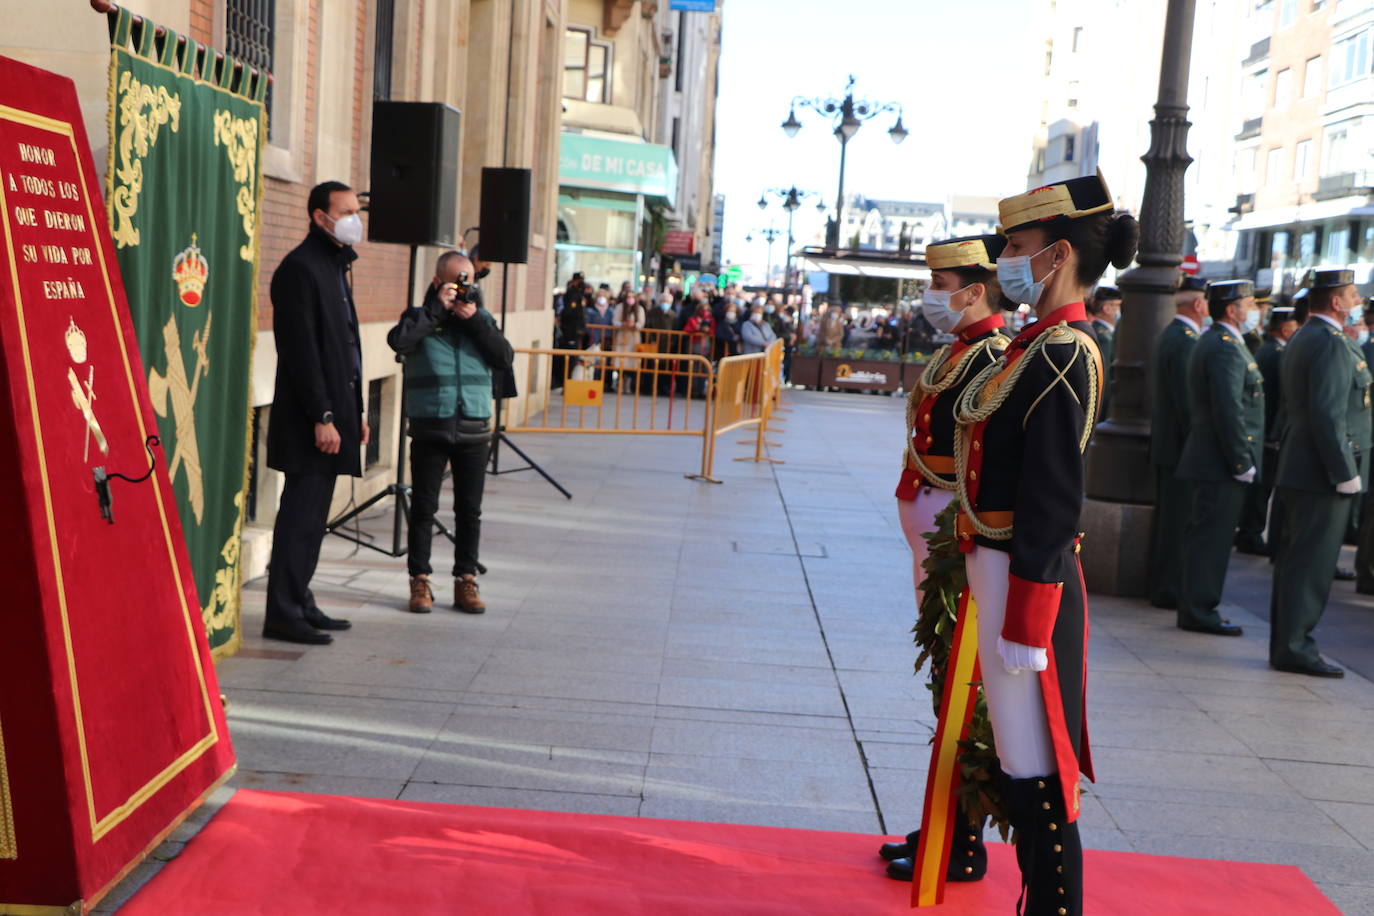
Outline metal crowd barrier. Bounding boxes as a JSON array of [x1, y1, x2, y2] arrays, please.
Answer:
[[503, 339, 786, 483]]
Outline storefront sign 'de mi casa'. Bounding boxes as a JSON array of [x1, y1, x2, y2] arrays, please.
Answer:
[[559, 133, 679, 206]]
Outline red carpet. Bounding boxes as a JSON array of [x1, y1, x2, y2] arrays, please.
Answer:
[[119, 790, 1338, 915]]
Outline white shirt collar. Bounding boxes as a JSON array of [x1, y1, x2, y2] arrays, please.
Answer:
[[1312, 312, 1342, 330], [1218, 321, 1242, 337], [1174, 315, 1200, 333]]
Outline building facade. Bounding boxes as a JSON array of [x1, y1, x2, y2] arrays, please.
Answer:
[[1, 0, 568, 576], [554, 0, 722, 289], [836, 193, 1000, 254]]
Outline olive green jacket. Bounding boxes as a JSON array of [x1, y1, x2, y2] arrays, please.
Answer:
[[1149, 318, 1199, 468], [1275, 317, 1373, 493], [1176, 324, 1265, 482]]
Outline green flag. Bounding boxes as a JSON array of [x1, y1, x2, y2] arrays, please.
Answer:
[[107, 9, 266, 658]]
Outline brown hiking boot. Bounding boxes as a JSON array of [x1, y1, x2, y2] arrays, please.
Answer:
[[454, 575, 486, 614], [408, 575, 433, 614]]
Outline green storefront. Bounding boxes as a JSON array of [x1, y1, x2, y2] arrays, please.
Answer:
[[556, 132, 677, 288]]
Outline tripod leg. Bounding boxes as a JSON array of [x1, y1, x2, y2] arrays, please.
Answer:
[[497, 433, 572, 499]]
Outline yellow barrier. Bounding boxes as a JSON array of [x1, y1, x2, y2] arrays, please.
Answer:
[[503, 339, 787, 483]]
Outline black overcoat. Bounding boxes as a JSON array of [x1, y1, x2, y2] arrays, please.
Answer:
[[266, 228, 365, 477]]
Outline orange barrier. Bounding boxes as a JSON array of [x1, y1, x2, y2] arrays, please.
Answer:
[[503, 339, 787, 482]]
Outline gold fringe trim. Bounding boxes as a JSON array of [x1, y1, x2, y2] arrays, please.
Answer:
[[0, 712, 15, 859]]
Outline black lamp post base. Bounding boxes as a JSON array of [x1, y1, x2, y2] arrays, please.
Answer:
[[1080, 497, 1155, 597]]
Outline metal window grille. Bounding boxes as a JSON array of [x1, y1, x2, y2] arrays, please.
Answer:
[[365, 379, 383, 470], [225, 0, 276, 137], [374, 0, 395, 101], [246, 406, 262, 523]]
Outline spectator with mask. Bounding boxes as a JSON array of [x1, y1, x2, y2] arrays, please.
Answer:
[[611, 292, 646, 392], [716, 298, 743, 358], [742, 303, 778, 354], [559, 273, 588, 349], [587, 290, 614, 348]]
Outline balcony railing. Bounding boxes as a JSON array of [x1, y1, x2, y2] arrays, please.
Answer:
[[1243, 37, 1270, 66], [1235, 117, 1263, 141], [1315, 171, 1374, 201]]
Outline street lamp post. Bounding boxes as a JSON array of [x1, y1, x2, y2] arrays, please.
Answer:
[[1082, 0, 1197, 595], [759, 186, 824, 301], [781, 75, 907, 249], [746, 225, 784, 293]]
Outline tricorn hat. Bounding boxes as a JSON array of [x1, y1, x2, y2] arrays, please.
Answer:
[[1308, 268, 1355, 289], [998, 170, 1115, 234], [926, 234, 1006, 271], [1206, 280, 1255, 304]]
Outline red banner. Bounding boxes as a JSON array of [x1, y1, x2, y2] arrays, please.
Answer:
[[0, 54, 234, 912]]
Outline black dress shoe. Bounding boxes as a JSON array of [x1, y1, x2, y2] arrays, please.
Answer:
[[304, 608, 352, 631], [1273, 659, 1344, 678], [1335, 567, 1357, 581], [878, 830, 920, 861], [263, 618, 333, 645], [1179, 620, 1244, 636]]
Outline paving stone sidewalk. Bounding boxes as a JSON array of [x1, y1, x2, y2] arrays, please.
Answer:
[[103, 390, 1374, 914]]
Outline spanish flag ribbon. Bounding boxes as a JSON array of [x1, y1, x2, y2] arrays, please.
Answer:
[[913, 588, 981, 907]]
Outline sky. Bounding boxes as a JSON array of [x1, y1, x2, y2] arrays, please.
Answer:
[[712, 0, 1041, 282]]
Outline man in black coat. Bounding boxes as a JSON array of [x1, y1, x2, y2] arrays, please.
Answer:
[[263, 181, 369, 645]]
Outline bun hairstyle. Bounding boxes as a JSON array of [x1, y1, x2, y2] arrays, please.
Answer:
[[1045, 211, 1140, 287]]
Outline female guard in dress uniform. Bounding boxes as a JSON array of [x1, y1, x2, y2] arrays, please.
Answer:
[[954, 173, 1138, 916], [881, 235, 1010, 881]]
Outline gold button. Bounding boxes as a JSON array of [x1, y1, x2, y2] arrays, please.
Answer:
[[1042, 801, 1052, 810], [1037, 781, 1046, 789], [970, 471, 978, 480], [964, 866, 974, 874], [1049, 823, 1058, 831], [967, 850, 974, 857], [1059, 910, 1068, 916], [1054, 844, 1063, 853], [926, 436, 934, 445], [1057, 865, 1064, 873], [1059, 888, 1066, 895], [973, 440, 982, 450], [967, 835, 977, 843], [924, 413, 931, 423], [1247, 435, 1254, 441]]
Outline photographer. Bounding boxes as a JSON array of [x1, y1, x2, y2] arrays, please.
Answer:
[[387, 251, 513, 614]]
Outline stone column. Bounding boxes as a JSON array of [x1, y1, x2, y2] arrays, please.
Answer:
[[1081, 0, 1196, 595]]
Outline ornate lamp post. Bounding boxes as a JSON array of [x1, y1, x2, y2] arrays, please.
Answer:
[[759, 186, 825, 300], [745, 225, 784, 292], [781, 75, 907, 249], [1082, 0, 1197, 594]]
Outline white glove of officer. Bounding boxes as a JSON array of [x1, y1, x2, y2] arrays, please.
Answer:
[[1233, 466, 1257, 484], [1337, 476, 1362, 495], [997, 636, 1049, 675]]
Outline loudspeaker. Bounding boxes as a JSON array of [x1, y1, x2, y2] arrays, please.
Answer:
[[368, 101, 461, 246], [479, 167, 531, 264]]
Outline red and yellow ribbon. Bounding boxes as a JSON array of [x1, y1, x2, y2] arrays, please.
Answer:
[[913, 588, 981, 907]]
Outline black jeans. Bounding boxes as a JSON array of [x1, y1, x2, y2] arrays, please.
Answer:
[[408, 435, 490, 578], [265, 472, 337, 625]]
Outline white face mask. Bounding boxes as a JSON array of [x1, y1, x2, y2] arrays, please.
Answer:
[[920, 285, 973, 334], [659, 301, 672, 311], [997, 244, 1059, 307], [596, 297, 608, 308], [1357, 328, 1371, 347], [750, 313, 764, 324], [1239, 306, 1261, 334], [726, 310, 738, 321], [326, 212, 364, 247]]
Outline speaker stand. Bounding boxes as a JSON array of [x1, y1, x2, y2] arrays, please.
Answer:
[[487, 261, 572, 500]]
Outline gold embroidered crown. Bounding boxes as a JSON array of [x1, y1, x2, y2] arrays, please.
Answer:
[[65, 317, 87, 363], [172, 235, 209, 306]]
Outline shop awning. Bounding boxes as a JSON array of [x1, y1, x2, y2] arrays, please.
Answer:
[[559, 131, 678, 207], [1232, 198, 1374, 231], [797, 247, 931, 281]]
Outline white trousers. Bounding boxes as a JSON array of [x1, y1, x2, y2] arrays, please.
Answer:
[[897, 487, 954, 607], [965, 546, 1057, 779]]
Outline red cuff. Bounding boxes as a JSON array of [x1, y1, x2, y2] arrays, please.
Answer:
[[1001, 573, 1062, 649], [895, 468, 920, 501]]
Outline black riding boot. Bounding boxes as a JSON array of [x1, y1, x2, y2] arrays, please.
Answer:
[[1004, 774, 1082, 916], [879, 817, 987, 882]]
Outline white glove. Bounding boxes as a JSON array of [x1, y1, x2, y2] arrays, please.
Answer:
[[1233, 466, 1257, 484], [997, 636, 1049, 675], [1337, 476, 1362, 495]]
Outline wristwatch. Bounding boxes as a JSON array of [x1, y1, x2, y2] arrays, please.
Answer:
[[320, 410, 335, 425]]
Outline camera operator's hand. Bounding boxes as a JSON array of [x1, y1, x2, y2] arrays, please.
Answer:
[[438, 282, 460, 310], [451, 300, 477, 321], [314, 421, 341, 455]]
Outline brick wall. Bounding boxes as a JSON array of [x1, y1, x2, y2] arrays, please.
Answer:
[[188, 0, 214, 44]]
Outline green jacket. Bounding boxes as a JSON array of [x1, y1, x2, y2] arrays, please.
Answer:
[[1149, 318, 1199, 468], [1176, 324, 1265, 482], [1093, 318, 1115, 414], [1254, 335, 1284, 443], [1275, 317, 1373, 493]]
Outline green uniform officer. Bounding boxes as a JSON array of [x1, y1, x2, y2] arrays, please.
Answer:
[[1175, 280, 1265, 636], [1271, 269, 1373, 678], [1088, 285, 1119, 418], [1235, 306, 1298, 555], [1147, 276, 1207, 608]]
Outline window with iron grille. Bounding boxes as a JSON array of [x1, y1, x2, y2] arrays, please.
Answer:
[[225, 0, 276, 138], [366, 378, 383, 470], [246, 406, 262, 523], [374, 0, 395, 101]]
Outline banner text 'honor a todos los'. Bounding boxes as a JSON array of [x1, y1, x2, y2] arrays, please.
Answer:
[[108, 13, 267, 657]]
